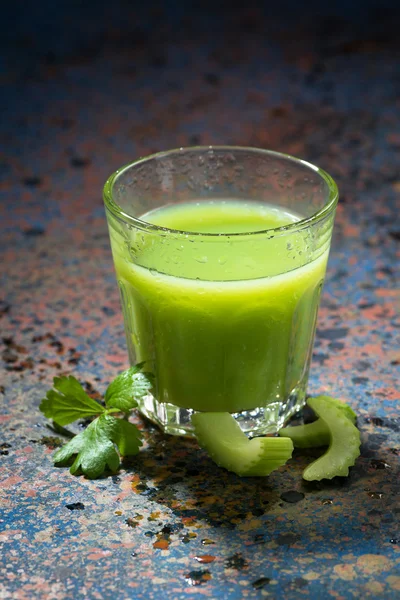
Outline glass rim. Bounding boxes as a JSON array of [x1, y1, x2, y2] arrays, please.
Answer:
[[103, 146, 339, 238]]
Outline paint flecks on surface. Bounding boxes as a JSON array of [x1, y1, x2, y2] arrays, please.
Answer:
[[125, 518, 140, 528], [276, 533, 301, 547], [201, 538, 216, 546], [252, 577, 271, 589], [22, 176, 42, 187], [387, 576, 400, 592], [23, 227, 45, 236], [225, 553, 248, 570], [65, 502, 85, 511], [194, 554, 216, 564], [356, 555, 391, 575], [70, 157, 91, 168], [180, 531, 197, 544], [370, 459, 391, 470], [39, 436, 63, 448], [153, 538, 169, 550], [334, 564, 357, 581]]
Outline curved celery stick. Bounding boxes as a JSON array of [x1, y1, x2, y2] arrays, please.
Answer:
[[192, 412, 293, 477], [302, 396, 361, 481], [319, 395, 357, 424], [279, 395, 357, 448], [279, 419, 329, 448]]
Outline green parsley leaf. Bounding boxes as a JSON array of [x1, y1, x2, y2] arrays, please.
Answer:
[[40, 376, 104, 426], [104, 363, 154, 412], [53, 414, 143, 479], [39, 365, 149, 479]]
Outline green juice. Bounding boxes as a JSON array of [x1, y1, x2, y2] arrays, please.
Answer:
[[110, 200, 328, 414]]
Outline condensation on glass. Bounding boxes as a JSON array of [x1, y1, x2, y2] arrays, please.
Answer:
[[104, 147, 338, 436]]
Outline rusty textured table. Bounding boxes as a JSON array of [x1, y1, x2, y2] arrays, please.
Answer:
[[1, 1, 399, 598]]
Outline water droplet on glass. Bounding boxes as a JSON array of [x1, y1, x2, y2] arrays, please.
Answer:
[[128, 245, 137, 260], [218, 256, 228, 265], [195, 256, 208, 264]]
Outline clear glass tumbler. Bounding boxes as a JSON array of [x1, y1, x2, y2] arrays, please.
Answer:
[[103, 147, 338, 436]]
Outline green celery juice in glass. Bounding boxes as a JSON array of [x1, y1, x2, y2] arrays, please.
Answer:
[[110, 200, 328, 414]]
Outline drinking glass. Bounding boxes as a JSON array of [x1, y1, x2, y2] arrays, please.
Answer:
[[103, 147, 338, 436]]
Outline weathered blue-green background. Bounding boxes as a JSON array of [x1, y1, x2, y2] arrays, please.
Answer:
[[0, 0, 399, 598]]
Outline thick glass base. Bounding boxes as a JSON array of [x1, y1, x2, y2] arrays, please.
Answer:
[[137, 389, 307, 437]]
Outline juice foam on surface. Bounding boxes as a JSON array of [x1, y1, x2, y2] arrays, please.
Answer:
[[140, 199, 300, 234], [124, 200, 313, 282]]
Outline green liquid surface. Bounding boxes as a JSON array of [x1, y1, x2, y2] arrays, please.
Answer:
[[111, 200, 328, 413], [142, 200, 299, 233]]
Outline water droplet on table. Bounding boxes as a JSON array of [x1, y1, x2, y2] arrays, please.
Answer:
[[184, 570, 212, 586], [194, 555, 216, 564], [252, 577, 271, 589], [280, 490, 305, 503], [225, 553, 248, 570], [201, 538, 215, 545], [370, 459, 391, 470]]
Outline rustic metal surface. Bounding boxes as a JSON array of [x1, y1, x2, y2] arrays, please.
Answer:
[[1, 1, 399, 598]]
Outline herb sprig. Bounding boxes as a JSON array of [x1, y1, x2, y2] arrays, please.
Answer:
[[39, 363, 153, 479], [40, 365, 361, 482]]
